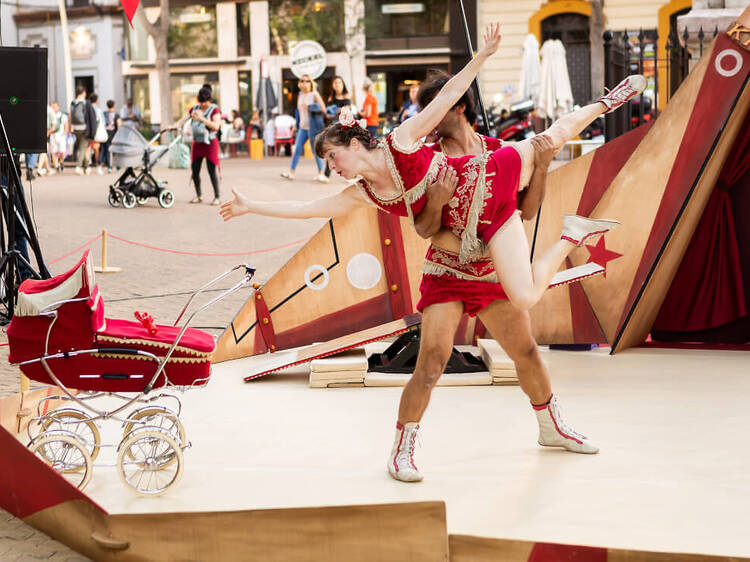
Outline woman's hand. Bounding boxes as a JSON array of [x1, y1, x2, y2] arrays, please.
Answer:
[[219, 188, 251, 221], [478, 22, 502, 59]]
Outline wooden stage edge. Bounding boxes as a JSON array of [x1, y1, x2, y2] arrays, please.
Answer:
[[1, 390, 749, 562]]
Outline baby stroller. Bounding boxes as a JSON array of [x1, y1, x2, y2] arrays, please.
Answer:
[[7, 250, 255, 495], [108, 125, 181, 209]]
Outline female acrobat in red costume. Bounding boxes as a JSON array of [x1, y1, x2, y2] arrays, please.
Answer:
[[221, 22, 646, 481]]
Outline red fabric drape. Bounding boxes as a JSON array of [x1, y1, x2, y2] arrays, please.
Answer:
[[653, 113, 750, 333]]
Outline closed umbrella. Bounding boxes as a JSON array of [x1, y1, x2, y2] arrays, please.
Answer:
[[537, 39, 574, 120], [518, 33, 540, 103]]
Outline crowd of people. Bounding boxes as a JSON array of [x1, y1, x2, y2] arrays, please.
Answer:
[[26, 88, 141, 180]]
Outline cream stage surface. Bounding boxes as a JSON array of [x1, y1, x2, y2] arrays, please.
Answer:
[[77, 345, 749, 558]]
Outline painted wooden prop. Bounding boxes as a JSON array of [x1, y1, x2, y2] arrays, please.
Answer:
[[215, 208, 430, 363], [527, 16, 750, 352]]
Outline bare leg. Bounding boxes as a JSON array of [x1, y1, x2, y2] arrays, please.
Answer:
[[477, 301, 551, 404], [487, 213, 575, 310], [397, 300, 464, 424], [514, 102, 606, 188]]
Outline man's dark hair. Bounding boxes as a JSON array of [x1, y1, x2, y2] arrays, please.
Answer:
[[106, 99, 115, 109], [75, 85, 86, 97], [89, 93, 98, 103], [417, 70, 477, 125]]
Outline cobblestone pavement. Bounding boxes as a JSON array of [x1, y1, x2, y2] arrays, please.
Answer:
[[0, 155, 343, 559]]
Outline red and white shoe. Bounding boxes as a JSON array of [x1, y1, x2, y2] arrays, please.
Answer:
[[387, 422, 423, 482], [597, 74, 647, 114], [534, 395, 599, 454], [561, 214, 620, 246]]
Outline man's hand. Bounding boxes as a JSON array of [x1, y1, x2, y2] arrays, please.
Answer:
[[415, 167, 458, 239], [530, 133, 555, 169], [427, 167, 458, 206], [219, 188, 250, 222]]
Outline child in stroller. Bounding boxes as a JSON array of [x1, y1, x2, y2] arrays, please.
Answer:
[[108, 125, 181, 209], [7, 250, 255, 495]]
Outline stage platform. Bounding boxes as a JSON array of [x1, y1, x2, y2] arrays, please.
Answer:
[[76, 346, 750, 559]]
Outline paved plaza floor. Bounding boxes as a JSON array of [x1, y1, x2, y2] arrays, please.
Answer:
[[0, 154, 342, 559]]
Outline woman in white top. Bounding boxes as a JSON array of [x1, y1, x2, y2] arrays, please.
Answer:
[[280, 74, 328, 183]]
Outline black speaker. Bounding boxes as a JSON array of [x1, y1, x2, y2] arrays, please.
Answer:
[[0, 47, 48, 154]]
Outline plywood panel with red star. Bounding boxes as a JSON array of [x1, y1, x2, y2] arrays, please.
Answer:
[[526, 16, 750, 352]]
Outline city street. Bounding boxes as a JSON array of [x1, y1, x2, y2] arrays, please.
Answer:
[[0, 154, 344, 559]]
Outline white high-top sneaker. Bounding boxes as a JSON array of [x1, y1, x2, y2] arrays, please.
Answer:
[[597, 75, 647, 114], [561, 214, 620, 247], [534, 395, 599, 454], [387, 422, 423, 482]]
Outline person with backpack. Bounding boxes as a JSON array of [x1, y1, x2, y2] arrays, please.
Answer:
[[69, 85, 96, 175], [172, 85, 222, 204]]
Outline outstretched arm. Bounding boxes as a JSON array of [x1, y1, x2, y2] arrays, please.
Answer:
[[220, 183, 371, 221], [517, 134, 555, 221], [395, 23, 501, 147], [414, 167, 458, 238]]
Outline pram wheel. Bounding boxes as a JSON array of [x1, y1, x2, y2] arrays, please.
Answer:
[[122, 405, 187, 453], [158, 189, 175, 209], [29, 431, 93, 490], [117, 428, 184, 496], [136, 196, 149, 206], [39, 408, 101, 462], [122, 191, 137, 209], [108, 188, 123, 208]]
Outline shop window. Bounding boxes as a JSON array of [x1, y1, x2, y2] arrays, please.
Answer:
[[269, 0, 344, 56], [128, 76, 151, 125], [170, 73, 220, 123], [237, 3, 252, 57], [168, 5, 218, 59], [126, 15, 149, 61], [365, 0, 449, 39]]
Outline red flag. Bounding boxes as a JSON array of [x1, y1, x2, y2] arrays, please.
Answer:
[[120, 0, 139, 27]]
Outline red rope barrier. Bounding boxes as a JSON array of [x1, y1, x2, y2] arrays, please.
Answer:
[[48, 233, 103, 265], [104, 233, 310, 257]]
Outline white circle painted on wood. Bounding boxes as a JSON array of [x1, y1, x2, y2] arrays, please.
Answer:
[[715, 49, 743, 77], [346, 253, 382, 290], [304, 264, 329, 291]]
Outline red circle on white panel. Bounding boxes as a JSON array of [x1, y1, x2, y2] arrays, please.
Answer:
[[715, 49, 743, 77]]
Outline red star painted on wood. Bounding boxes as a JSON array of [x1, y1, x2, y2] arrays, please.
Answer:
[[585, 237, 623, 278]]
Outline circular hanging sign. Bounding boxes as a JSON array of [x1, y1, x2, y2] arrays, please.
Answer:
[[290, 41, 327, 80]]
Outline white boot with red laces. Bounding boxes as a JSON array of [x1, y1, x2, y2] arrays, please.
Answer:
[[534, 395, 599, 454], [597, 74, 647, 114], [560, 214, 620, 246], [387, 422, 423, 482]]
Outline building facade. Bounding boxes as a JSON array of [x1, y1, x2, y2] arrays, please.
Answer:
[[12, 0, 126, 109]]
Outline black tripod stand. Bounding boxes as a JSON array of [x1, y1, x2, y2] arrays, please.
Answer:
[[0, 110, 51, 322]]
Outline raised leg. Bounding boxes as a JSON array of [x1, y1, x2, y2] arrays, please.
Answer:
[[487, 214, 575, 311]]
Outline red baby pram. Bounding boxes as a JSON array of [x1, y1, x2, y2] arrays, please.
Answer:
[[7, 251, 255, 495]]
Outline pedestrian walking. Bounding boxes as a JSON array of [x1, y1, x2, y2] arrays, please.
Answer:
[[49, 103, 68, 173], [88, 94, 108, 175], [280, 74, 328, 183], [361, 78, 379, 138], [323, 76, 351, 179], [172, 85, 222, 205], [70, 86, 96, 175], [100, 100, 118, 173]]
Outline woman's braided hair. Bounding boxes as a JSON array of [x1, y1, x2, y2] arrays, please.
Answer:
[[314, 121, 378, 158]]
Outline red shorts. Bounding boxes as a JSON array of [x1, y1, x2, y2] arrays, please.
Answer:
[[477, 146, 522, 244], [416, 245, 508, 317]]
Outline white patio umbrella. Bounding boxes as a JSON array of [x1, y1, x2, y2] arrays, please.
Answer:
[[537, 39, 574, 121], [518, 33, 540, 103]]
